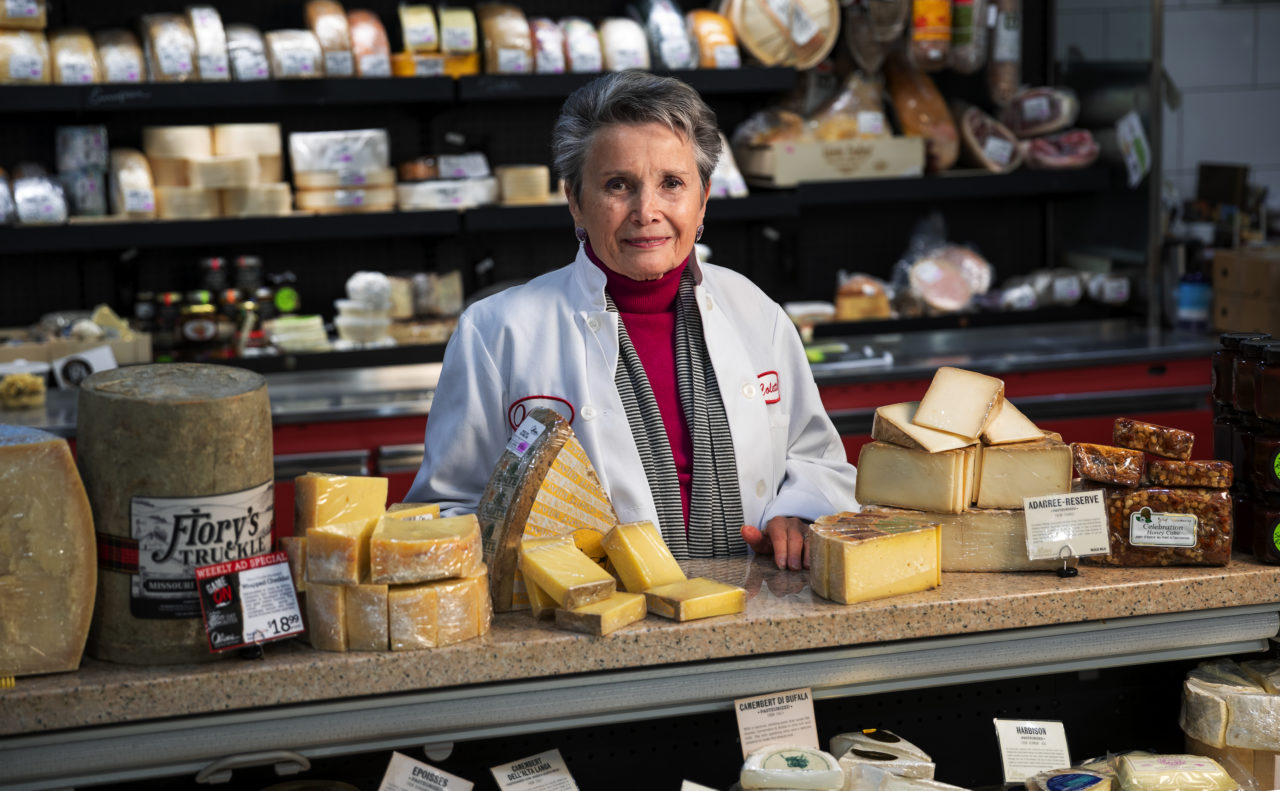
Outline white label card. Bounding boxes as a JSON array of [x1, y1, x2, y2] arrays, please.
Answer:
[[490, 749, 578, 791], [124, 188, 156, 213], [993, 720, 1071, 784], [334, 189, 365, 207], [415, 56, 446, 76], [713, 44, 741, 69], [359, 52, 392, 77], [506, 416, 546, 457], [1116, 109, 1152, 189], [58, 57, 96, 84], [857, 111, 886, 136], [5, 0, 39, 18], [379, 751, 473, 791], [198, 53, 228, 78], [9, 53, 42, 81], [442, 26, 475, 53], [1023, 491, 1110, 562], [405, 25, 438, 49], [983, 136, 1015, 167], [734, 687, 819, 758], [497, 48, 531, 73], [325, 50, 355, 76]]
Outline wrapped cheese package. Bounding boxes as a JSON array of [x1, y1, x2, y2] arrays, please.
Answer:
[[156, 186, 220, 219], [289, 129, 390, 172], [140, 14, 198, 82], [94, 29, 144, 83], [49, 28, 102, 84], [0, 0, 45, 30], [812, 73, 889, 141], [306, 0, 354, 77], [226, 24, 270, 81], [222, 183, 293, 217], [635, 0, 695, 71], [56, 125, 109, 173], [265, 29, 323, 79], [187, 5, 229, 81], [731, 0, 839, 70], [214, 123, 284, 183], [560, 17, 601, 73], [1023, 129, 1100, 171], [438, 5, 478, 55], [108, 149, 157, 219], [60, 169, 108, 216], [0, 30, 49, 84], [528, 18, 564, 74], [348, 9, 391, 77], [477, 3, 531, 74], [687, 9, 739, 69], [599, 17, 649, 72], [13, 165, 68, 225], [886, 53, 958, 172], [399, 4, 439, 53]]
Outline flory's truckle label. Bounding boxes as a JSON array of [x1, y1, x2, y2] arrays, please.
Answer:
[[130, 480, 274, 619]]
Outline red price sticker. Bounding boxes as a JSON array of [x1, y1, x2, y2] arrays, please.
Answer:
[[195, 552, 304, 653]]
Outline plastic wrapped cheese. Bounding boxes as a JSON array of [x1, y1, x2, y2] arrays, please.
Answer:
[[221, 183, 293, 217], [108, 148, 157, 219], [13, 166, 68, 225], [265, 29, 323, 79], [635, 0, 695, 70], [348, 9, 391, 77], [529, 17, 564, 74], [396, 178, 495, 210], [60, 169, 107, 216], [477, 3, 531, 74], [306, 0, 354, 77], [0, 0, 45, 30], [687, 9, 739, 69], [1114, 755, 1237, 791], [0, 30, 49, 84], [140, 14, 198, 82], [187, 5, 229, 81], [49, 28, 102, 84], [560, 16, 602, 73], [213, 123, 283, 182], [94, 29, 144, 83], [741, 745, 844, 790], [289, 129, 390, 172], [599, 17, 649, 72], [438, 5, 478, 55], [56, 125, 109, 172], [399, 4, 439, 53], [226, 24, 270, 81], [296, 186, 395, 213], [155, 186, 220, 219]]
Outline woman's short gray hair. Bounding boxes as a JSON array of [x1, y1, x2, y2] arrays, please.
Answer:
[[553, 70, 721, 204]]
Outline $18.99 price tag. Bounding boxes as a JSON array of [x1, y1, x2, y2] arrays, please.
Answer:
[[196, 552, 304, 653]]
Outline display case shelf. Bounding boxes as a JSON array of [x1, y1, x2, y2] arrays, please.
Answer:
[[793, 164, 1113, 206], [456, 67, 796, 101]]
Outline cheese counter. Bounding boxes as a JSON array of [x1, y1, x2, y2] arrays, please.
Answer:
[[3, 555, 1278, 789]]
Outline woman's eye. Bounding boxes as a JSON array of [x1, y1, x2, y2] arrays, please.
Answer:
[[663, 177, 684, 190], [606, 179, 627, 191]]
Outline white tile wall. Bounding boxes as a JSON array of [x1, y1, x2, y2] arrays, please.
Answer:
[[1164, 7, 1255, 89], [1107, 10, 1153, 60], [1257, 6, 1280, 85], [1179, 88, 1280, 167]]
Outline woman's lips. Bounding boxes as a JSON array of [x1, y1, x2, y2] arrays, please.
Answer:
[[624, 237, 669, 249]]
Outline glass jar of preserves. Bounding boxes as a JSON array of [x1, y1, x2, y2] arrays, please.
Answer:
[[1213, 401, 1240, 464], [1234, 339, 1271, 415], [1256, 343, 1280, 423], [1251, 422, 1280, 494], [1234, 486, 1255, 555], [1252, 492, 1280, 564], [1213, 331, 1270, 406]]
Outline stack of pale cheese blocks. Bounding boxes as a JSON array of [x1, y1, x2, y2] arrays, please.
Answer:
[[520, 520, 746, 636], [734, 730, 964, 791], [1179, 657, 1280, 786], [854, 366, 1072, 575], [142, 123, 292, 219], [282, 472, 492, 652]]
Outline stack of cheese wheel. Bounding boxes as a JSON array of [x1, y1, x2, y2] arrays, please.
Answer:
[[392, 4, 445, 77], [286, 473, 493, 651], [142, 124, 289, 219], [722, 0, 838, 69], [306, 0, 354, 77], [79, 364, 274, 665], [289, 128, 395, 213], [215, 124, 292, 217]]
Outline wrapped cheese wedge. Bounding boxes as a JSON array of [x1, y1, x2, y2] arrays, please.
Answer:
[[306, 0, 354, 77], [226, 24, 270, 81], [529, 18, 564, 74], [265, 29, 323, 79], [477, 3, 531, 74], [687, 9, 738, 69], [399, 4, 439, 53], [140, 13, 197, 82], [94, 29, 144, 83], [187, 5, 229, 81], [559, 16, 602, 73], [49, 28, 102, 84], [599, 17, 649, 72], [0, 29, 50, 84], [634, 0, 695, 70], [348, 9, 391, 77]]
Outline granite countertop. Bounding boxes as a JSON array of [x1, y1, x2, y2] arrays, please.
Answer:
[[5, 554, 1279, 737]]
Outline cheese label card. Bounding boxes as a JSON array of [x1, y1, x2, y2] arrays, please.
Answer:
[[1117, 110, 1151, 189], [195, 551, 303, 652], [734, 687, 819, 758], [1023, 491, 1110, 562], [379, 751, 473, 791], [993, 719, 1071, 784], [506, 415, 546, 457], [490, 749, 578, 791]]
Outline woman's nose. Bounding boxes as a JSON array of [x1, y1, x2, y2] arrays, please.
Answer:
[[631, 186, 659, 223]]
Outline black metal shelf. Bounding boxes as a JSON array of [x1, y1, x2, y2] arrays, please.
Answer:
[[809, 303, 1136, 340], [463, 203, 572, 232], [456, 67, 795, 101], [0, 210, 459, 254], [792, 164, 1113, 206], [225, 343, 447, 374]]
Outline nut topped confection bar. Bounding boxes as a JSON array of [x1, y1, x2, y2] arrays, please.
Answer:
[[1113, 417, 1195, 461], [1145, 459, 1233, 489], [1072, 442, 1146, 487]]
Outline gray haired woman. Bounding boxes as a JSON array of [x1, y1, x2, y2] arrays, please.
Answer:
[[407, 70, 857, 568]]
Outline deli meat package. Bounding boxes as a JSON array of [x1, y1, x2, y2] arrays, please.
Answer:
[[956, 104, 1022, 173], [1023, 130, 1100, 170], [999, 87, 1079, 138]]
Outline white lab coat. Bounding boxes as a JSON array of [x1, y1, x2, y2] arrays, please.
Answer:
[[406, 246, 858, 534]]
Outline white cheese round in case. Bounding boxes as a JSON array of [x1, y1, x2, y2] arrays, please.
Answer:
[[740, 745, 844, 790]]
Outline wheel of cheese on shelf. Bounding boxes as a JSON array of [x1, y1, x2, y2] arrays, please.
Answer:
[[731, 0, 838, 69], [529, 18, 565, 74], [213, 123, 283, 182], [477, 3, 531, 75], [264, 29, 323, 79], [93, 29, 144, 83], [0, 426, 96, 679], [438, 5, 477, 55], [78, 364, 275, 666], [0, 30, 50, 85], [0, 0, 45, 30], [140, 13, 197, 82], [226, 24, 270, 81], [296, 186, 396, 213], [306, 0, 354, 77], [108, 148, 156, 219], [559, 16, 601, 73], [155, 186, 220, 219], [347, 9, 391, 77], [599, 17, 649, 72], [294, 167, 395, 189], [221, 183, 293, 217], [399, 4, 439, 53], [187, 5, 229, 81], [636, 0, 696, 70], [496, 165, 550, 205], [49, 28, 102, 84], [687, 9, 740, 69]]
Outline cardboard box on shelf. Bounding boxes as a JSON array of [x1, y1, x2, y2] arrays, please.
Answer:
[[0, 330, 153, 366], [1212, 292, 1280, 336], [735, 136, 925, 188], [1212, 246, 1280, 300], [1185, 735, 1277, 789]]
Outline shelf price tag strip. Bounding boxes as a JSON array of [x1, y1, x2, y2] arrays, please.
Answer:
[[195, 551, 304, 653]]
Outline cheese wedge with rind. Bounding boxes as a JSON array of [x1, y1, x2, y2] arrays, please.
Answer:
[[808, 516, 940, 605], [855, 442, 968, 514], [602, 520, 686, 592], [975, 438, 1072, 509], [913, 367, 1005, 439], [554, 591, 646, 636], [369, 512, 482, 584], [644, 577, 745, 621], [860, 505, 1057, 572], [872, 402, 975, 453], [294, 472, 388, 534], [526, 577, 557, 620], [518, 537, 615, 610], [980, 398, 1042, 445]]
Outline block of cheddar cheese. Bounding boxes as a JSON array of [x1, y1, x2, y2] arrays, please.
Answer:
[[294, 472, 388, 534], [601, 520, 686, 593], [555, 591, 646, 636], [345, 582, 389, 651], [388, 566, 490, 650], [305, 516, 379, 584], [913, 366, 1005, 439], [306, 581, 347, 651], [644, 577, 745, 622], [369, 512, 482, 584], [0, 31, 50, 85], [518, 537, 615, 610], [808, 513, 940, 605]]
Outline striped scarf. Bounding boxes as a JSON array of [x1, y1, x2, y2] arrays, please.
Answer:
[[607, 267, 747, 559]]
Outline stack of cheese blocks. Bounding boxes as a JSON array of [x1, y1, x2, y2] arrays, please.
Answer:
[[854, 366, 1072, 573], [141, 124, 291, 219], [1179, 657, 1280, 786], [830, 729, 947, 791], [521, 520, 747, 636], [282, 472, 492, 651], [808, 510, 941, 605], [289, 128, 396, 214]]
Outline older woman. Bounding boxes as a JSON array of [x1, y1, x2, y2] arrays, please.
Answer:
[[406, 70, 856, 569]]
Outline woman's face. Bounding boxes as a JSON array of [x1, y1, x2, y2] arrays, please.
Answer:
[[567, 122, 709, 281]]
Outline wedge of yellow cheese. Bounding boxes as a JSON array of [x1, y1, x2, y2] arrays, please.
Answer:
[[387, 502, 441, 520], [345, 583, 389, 651], [808, 515, 941, 605], [294, 472, 388, 533], [855, 441, 969, 514], [555, 591, 646, 636], [279, 535, 306, 592], [526, 577, 557, 621], [388, 567, 491, 650], [518, 537, 615, 610], [601, 520, 686, 592], [306, 582, 347, 652], [913, 366, 1005, 439], [369, 512, 482, 584], [305, 515, 379, 584], [644, 577, 745, 622]]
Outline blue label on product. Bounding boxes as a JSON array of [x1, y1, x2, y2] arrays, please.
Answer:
[[1046, 774, 1103, 791]]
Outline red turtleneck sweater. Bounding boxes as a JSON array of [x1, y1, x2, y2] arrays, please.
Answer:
[[587, 244, 693, 528]]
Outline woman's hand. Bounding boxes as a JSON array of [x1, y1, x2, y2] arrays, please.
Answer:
[[740, 516, 809, 571]]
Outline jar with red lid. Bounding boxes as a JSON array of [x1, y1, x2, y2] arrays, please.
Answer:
[[1256, 342, 1280, 423], [1251, 422, 1280, 494], [1214, 331, 1271, 406], [1252, 493, 1280, 564], [1233, 339, 1271, 415]]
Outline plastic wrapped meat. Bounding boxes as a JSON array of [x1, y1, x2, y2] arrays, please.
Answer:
[[957, 104, 1022, 173], [632, 0, 695, 70], [1023, 130, 1100, 170], [886, 54, 958, 172], [908, 250, 974, 313], [1000, 87, 1080, 138]]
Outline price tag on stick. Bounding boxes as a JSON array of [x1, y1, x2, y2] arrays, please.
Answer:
[[196, 552, 305, 653]]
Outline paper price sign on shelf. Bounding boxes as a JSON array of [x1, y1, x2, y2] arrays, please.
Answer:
[[1023, 491, 1110, 562], [195, 552, 304, 653], [993, 719, 1071, 784], [734, 687, 819, 758], [490, 749, 578, 791], [379, 751, 473, 791]]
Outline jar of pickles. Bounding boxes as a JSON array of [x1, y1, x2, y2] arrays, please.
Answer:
[[1214, 331, 1271, 406]]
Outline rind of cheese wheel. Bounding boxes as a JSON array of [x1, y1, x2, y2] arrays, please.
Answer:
[[49, 28, 103, 85], [108, 148, 156, 218], [855, 441, 968, 513], [143, 125, 214, 159], [388, 567, 490, 649], [347, 10, 391, 77], [644, 577, 745, 621], [213, 124, 283, 156], [1241, 658, 1280, 694], [345, 583, 389, 651], [808, 515, 940, 605], [294, 167, 396, 190], [264, 29, 323, 79], [975, 437, 1072, 509], [94, 29, 145, 84], [280, 535, 307, 593], [496, 165, 549, 206], [1180, 677, 1229, 749], [296, 186, 396, 213], [0, 426, 96, 678], [187, 155, 259, 189], [913, 366, 1004, 439], [598, 17, 650, 72], [477, 3, 532, 75], [0, 0, 45, 30], [687, 9, 739, 69], [602, 520, 686, 592], [980, 398, 1042, 445], [0, 31, 51, 85], [386, 502, 441, 520], [148, 157, 189, 188], [187, 5, 229, 81], [477, 406, 618, 611], [294, 471, 388, 534], [859, 505, 1058, 572], [306, 515, 380, 584], [155, 186, 220, 219], [399, 5, 440, 53], [438, 5, 478, 55], [221, 183, 293, 217], [519, 537, 615, 610], [872, 402, 975, 453], [306, 582, 348, 651], [140, 14, 198, 82], [555, 591, 646, 636], [369, 512, 483, 584]]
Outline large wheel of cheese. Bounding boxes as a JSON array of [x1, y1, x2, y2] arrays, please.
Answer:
[[731, 0, 838, 69], [79, 363, 274, 665]]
